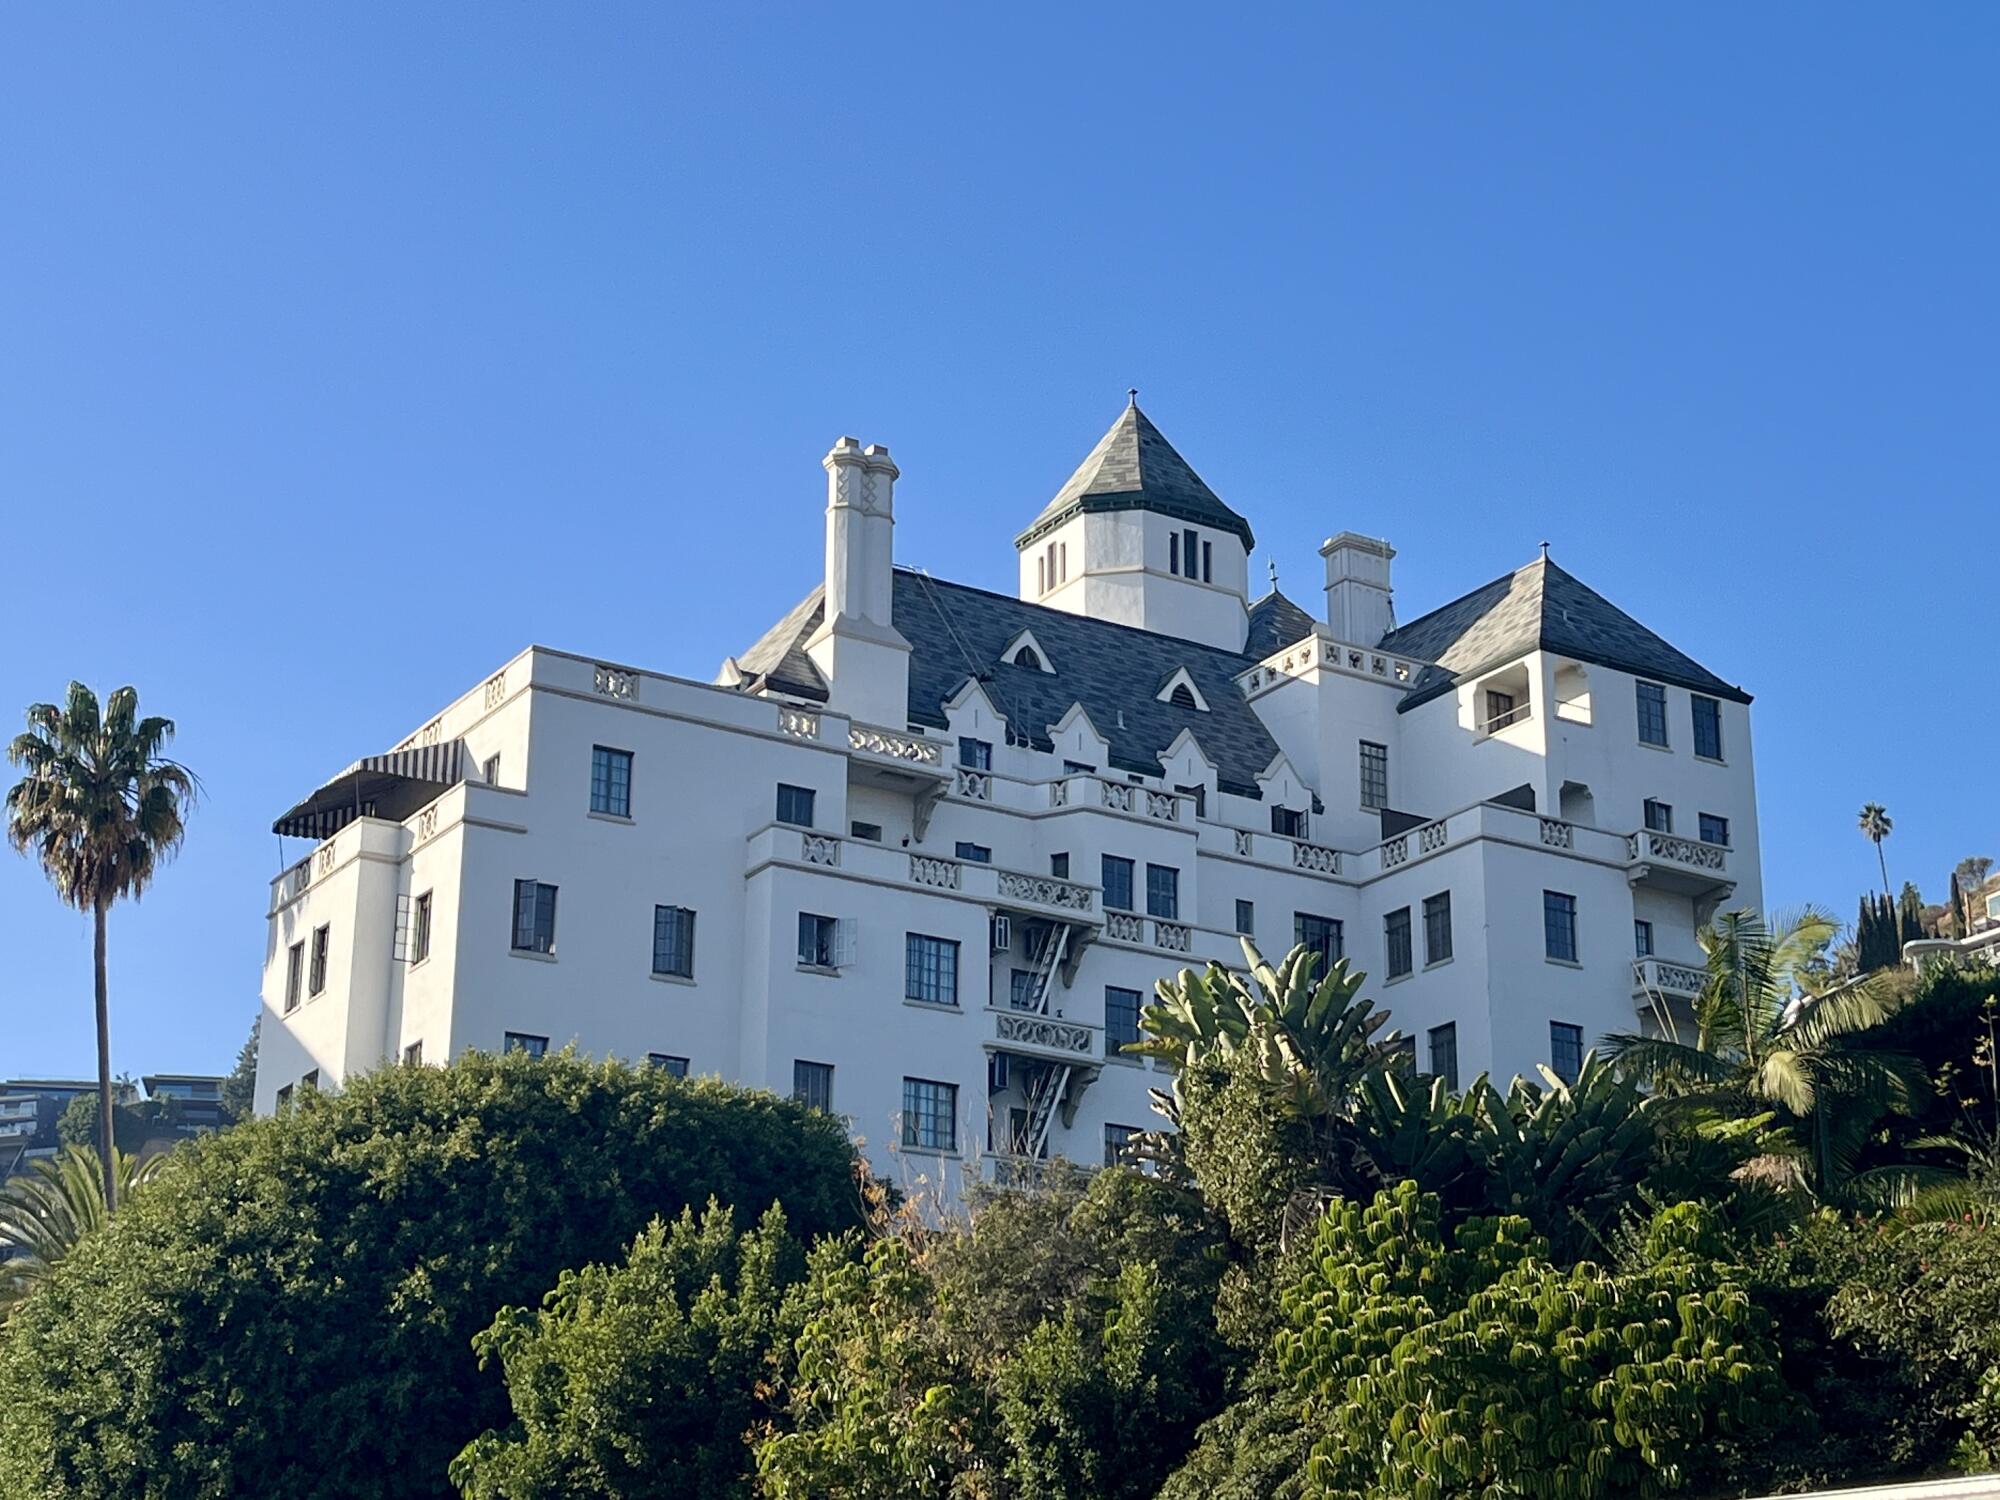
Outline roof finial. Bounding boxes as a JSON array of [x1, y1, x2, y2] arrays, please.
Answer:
[[1127, 386, 1138, 409], [1539, 540, 1551, 562], [1268, 558, 1279, 590]]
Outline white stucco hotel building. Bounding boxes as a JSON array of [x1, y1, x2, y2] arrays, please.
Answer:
[[254, 402, 1758, 1187]]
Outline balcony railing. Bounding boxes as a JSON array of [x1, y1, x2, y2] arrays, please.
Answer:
[[986, 1006, 1101, 1062], [1479, 704, 1530, 734], [1633, 957, 1706, 998]]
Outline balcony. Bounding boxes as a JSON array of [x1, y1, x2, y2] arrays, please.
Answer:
[[1632, 957, 1706, 1000], [1049, 774, 1182, 824], [745, 827, 1100, 926], [984, 1006, 1102, 1065], [1626, 830, 1734, 901], [844, 723, 950, 794]]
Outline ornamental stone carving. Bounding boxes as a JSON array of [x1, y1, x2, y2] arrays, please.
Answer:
[[777, 707, 821, 740], [1105, 911, 1144, 942], [909, 855, 960, 889], [997, 871, 1094, 911], [1153, 919, 1191, 952], [1234, 829, 1254, 857], [1418, 821, 1448, 853], [1145, 791, 1178, 822], [955, 768, 992, 801], [415, 805, 438, 842], [992, 1011, 1095, 1056], [483, 673, 506, 711], [1642, 832, 1726, 871], [801, 833, 841, 866], [1099, 781, 1136, 814], [1292, 841, 1340, 875], [593, 665, 637, 700], [1540, 819, 1574, 850], [849, 726, 941, 764], [1381, 835, 1410, 869]]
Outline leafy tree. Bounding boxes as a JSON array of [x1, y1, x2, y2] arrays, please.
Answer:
[[0, 1146, 163, 1323], [220, 1015, 259, 1121], [0, 1051, 860, 1500], [5, 682, 197, 1210], [1275, 1182, 1790, 1500], [1859, 802, 1894, 902], [1900, 882, 1928, 947], [55, 1089, 184, 1154], [452, 1201, 809, 1500]]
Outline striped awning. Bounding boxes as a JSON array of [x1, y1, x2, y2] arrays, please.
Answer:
[[273, 740, 466, 841]]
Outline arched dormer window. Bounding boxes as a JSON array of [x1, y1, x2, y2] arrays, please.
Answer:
[[1170, 683, 1198, 709], [1016, 645, 1041, 671], [1000, 629, 1055, 674], [1155, 666, 1209, 712]]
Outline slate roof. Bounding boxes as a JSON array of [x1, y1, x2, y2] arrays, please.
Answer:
[[730, 586, 829, 699], [1015, 403, 1255, 551], [741, 571, 1287, 797], [1382, 556, 1750, 710], [1244, 588, 1318, 659]]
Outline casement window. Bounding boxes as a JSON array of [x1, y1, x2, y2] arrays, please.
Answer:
[[1543, 891, 1578, 962], [1271, 805, 1307, 838], [411, 892, 433, 965], [1359, 741, 1389, 810], [1484, 689, 1521, 732], [955, 841, 992, 864], [275, 1084, 294, 1109], [1235, 899, 1255, 936], [1636, 682, 1669, 747], [648, 1053, 690, 1078], [512, 881, 558, 955], [1423, 892, 1453, 964], [1105, 986, 1143, 1053], [1295, 912, 1343, 972], [1202, 539, 1213, 583], [652, 905, 696, 978], [1634, 919, 1655, 957], [1385, 907, 1413, 979], [589, 746, 633, 817], [1550, 1022, 1584, 1085], [958, 737, 992, 770], [309, 925, 330, 996], [1104, 1123, 1139, 1166], [300, 1069, 320, 1092], [902, 1077, 958, 1151], [1009, 969, 1038, 1010], [850, 821, 883, 842], [1692, 695, 1723, 760], [1145, 864, 1180, 919], [1169, 531, 1179, 575], [1049, 852, 1070, 879], [1699, 813, 1731, 847], [402, 1041, 423, 1067], [775, 783, 816, 828], [1428, 1023, 1460, 1091], [793, 1060, 833, 1112], [1387, 1036, 1417, 1073], [1644, 799, 1674, 834], [904, 933, 960, 1007], [1184, 528, 1198, 578], [504, 1032, 548, 1058], [284, 942, 304, 1014], [1102, 855, 1135, 912], [482, 753, 502, 786], [797, 913, 852, 969]]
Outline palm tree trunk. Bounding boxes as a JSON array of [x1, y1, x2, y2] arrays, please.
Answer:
[[1876, 841, 1892, 904], [93, 896, 117, 1213]]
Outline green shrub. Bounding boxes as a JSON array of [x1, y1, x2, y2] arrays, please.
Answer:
[[0, 1051, 859, 1500]]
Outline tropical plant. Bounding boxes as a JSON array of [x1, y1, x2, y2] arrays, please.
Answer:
[[0, 1145, 163, 1321], [1606, 908, 1929, 1203], [5, 682, 196, 1209], [1859, 802, 1894, 902]]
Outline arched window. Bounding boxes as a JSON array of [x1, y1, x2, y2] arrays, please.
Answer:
[[1170, 683, 1198, 710], [1015, 645, 1042, 671]]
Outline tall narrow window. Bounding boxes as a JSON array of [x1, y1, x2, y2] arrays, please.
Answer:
[[1009, 969, 1038, 1010], [403, 1041, 424, 1066], [652, 905, 696, 978], [775, 784, 816, 828], [1423, 892, 1453, 964], [1049, 852, 1070, 879], [958, 737, 992, 770], [902, 1077, 958, 1151], [1387, 1036, 1417, 1074], [1145, 864, 1180, 919], [411, 891, 433, 965], [285, 942, 304, 1013], [1543, 891, 1578, 963], [1183, 528, 1197, 578], [1037, 554, 1046, 594], [793, 1060, 833, 1112], [1104, 1123, 1139, 1166], [504, 1032, 549, 1058], [1235, 899, 1255, 936], [1692, 695, 1723, 760], [1636, 681, 1669, 747], [1202, 539, 1213, 583], [1102, 855, 1135, 911], [797, 913, 840, 968], [1634, 919, 1654, 957], [1484, 689, 1519, 731], [482, 753, 502, 786], [1295, 913, 1342, 972], [1428, 1023, 1460, 1090], [1385, 907, 1413, 979], [309, 925, 330, 996], [1699, 813, 1731, 847], [1174, 782, 1207, 819], [300, 1069, 319, 1091], [1644, 799, 1674, 833], [1059, 542, 1067, 582], [1550, 1022, 1584, 1085], [275, 1084, 294, 1109], [1169, 531, 1180, 575], [1105, 986, 1143, 1054], [512, 881, 558, 955], [1359, 741, 1389, 810], [590, 746, 633, 816], [904, 933, 960, 1006]]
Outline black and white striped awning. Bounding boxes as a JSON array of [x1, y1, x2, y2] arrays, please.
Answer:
[[272, 740, 466, 841]]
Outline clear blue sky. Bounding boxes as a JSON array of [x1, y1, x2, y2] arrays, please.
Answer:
[[2, 6, 1993, 1080]]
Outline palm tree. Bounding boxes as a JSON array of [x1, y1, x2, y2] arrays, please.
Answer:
[[1605, 907, 1928, 1202], [6, 683, 196, 1211], [0, 1145, 164, 1321], [1858, 803, 1894, 902]]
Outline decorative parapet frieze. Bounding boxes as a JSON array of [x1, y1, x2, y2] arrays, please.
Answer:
[[997, 871, 1095, 912], [801, 833, 841, 867], [1418, 821, 1448, 854], [1144, 791, 1179, 822], [1153, 919, 1192, 953], [1105, 911, 1144, 943], [1540, 819, 1575, 850], [483, 672, 507, 711], [593, 665, 638, 700], [1050, 779, 1070, 807], [777, 706, 821, 740], [1637, 832, 1727, 872], [316, 840, 338, 876], [992, 1011, 1096, 1057], [954, 768, 992, 801], [909, 854, 960, 889], [415, 805, 439, 843], [1380, 835, 1410, 869], [1237, 637, 1421, 697], [1292, 840, 1340, 875], [1099, 780, 1136, 814], [1234, 829, 1254, 857], [850, 725, 942, 764], [1637, 959, 1706, 996]]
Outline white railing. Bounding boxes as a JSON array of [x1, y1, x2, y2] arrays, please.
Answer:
[[1479, 704, 1530, 734], [1539, 818, 1574, 850], [909, 854, 960, 889], [801, 832, 841, 867], [777, 706, 821, 740], [990, 1008, 1099, 1059], [1105, 911, 1145, 942], [1418, 820, 1448, 853], [1153, 919, 1192, 953], [997, 870, 1095, 912], [1634, 958, 1705, 996], [850, 725, 942, 765], [1292, 840, 1340, 875], [955, 768, 992, 801], [1380, 835, 1410, 869]]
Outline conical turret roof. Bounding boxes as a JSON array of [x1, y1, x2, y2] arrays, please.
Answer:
[[1016, 403, 1254, 550]]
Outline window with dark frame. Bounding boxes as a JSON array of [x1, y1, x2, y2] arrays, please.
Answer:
[[958, 737, 992, 770], [1636, 681, 1669, 747], [1550, 1022, 1584, 1084], [902, 1077, 958, 1151], [1644, 799, 1674, 834], [512, 880, 558, 954], [1010, 969, 1037, 1010], [1271, 805, 1307, 838], [652, 905, 695, 978], [300, 1069, 319, 1091], [1428, 1022, 1460, 1090], [1145, 864, 1180, 919], [412, 891, 433, 965], [1359, 741, 1389, 810], [309, 925, 330, 995], [483, 753, 502, 786], [402, 1041, 423, 1066], [589, 746, 633, 817], [1064, 759, 1096, 775], [1635, 919, 1654, 957], [1484, 689, 1519, 731], [1183, 528, 1197, 578], [275, 1084, 294, 1109], [1174, 781, 1206, 816], [1387, 1035, 1417, 1073], [1295, 912, 1342, 971], [1169, 531, 1180, 575], [1385, 907, 1413, 979], [1235, 899, 1255, 936], [1104, 1123, 1139, 1166], [1105, 986, 1142, 1054], [648, 1053, 689, 1078], [504, 1032, 548, 1059], [797, 913, 839, 968], [904, 933, 960, 1006], [1049, 852, 1070, 879], [1102, 855, 1135, 911], [1423, 892, 1453, 964], [775, 783, 816, 828], [1692, 695, 1723, 760], [1202, 539, 1213, 583], [955, 841, 992, 864], [1543, 890, 1578, 962], [1699, 813, 1730, 847], [793, 1060, 833, 1112], [850, 821, 883, 842], [285, 942, 304, 1013]]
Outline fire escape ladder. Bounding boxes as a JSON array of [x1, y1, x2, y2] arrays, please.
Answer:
[[1023, 1061, 1073, 1160]]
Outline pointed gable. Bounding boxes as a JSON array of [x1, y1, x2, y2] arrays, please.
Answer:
[[1245, 588, 1317, 658], [1016, 402, 1255, 550]]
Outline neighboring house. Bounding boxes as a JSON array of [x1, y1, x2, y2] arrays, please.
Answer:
[[1905, 880, 2000, 969], [0, 1079, 113, 1178], [139, 1074, 231, 1140], [253, 402, 1761, 1193]]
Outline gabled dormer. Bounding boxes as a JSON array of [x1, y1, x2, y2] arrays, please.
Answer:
[[998, 628, 1056, 673], [1154, 666, 1209, 712], [1047, 703, 1110, 773]]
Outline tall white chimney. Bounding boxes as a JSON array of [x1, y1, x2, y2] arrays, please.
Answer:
[[806, 437, 911, 728], [1320, 532, 1395, 646]]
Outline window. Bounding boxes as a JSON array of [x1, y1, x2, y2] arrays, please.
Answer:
[[902, 1077, 958, 1151], [590, 746, 633, 816], [309, 925, 330, 995], [1049, 852, 1070, 879], [1699, 813, 1731, 847], [1009, 969, 1038, 1010], [1271, 805, 1307, 838], [284, 942, 304, 1014], [652, 905, 696, 978], [797, 913, 840, 969], [1036, 554, 1045, 594], [1146, 864, 1180, 919], [1385, 907, 1413, 979], [275, 1084, 294, 1109], [1359, 741, 1389, 810], [301, 1069, 320, 1092], [904, 933, 960, 1006], [775, 783, 816, 827], [956, 841, 992, 864], [1169, 531, 1179, 575], [411, 891, 433, 965], [1636, 681, 1669, 747], [402, 1041, 423, 1066], [504, 1032, 548, 1058], [1063, 759, 1095, 775], [483, 753, 502, 786], [1550, 1022, 1584, 1085], [1692, 695, 1723, 760], [1295, 913, 1343, 971], [1202, 539, 1213, 583], [1634, 919, 1654, 957], [1644, 799, 1674, 834], [1016, 644, 1042, 670], [1059, 542, 1067, 582], [1104, 1123, 1139, 1166], [512, 880, 558, 955], [1183, 528, 1197, 577], [1174, 781, 1206, 816], [1105, 986, 1143, 1054], [793, 1060, 833, 1112], [1169, 683, 1199, 711], [648, 1053, 690, 1077], [1484, 689, 1521, 731], [1387, 1035, 1417, 1073], [1543, 891, 1578, 962], [958, 737, 992, 770], [1102, 855, 1135, 911], [1235, 899, 1255, 936], [1423, 892, 1453, 965], [1428, 1023, 1459, 1090], [850, 821, 883, 842]]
